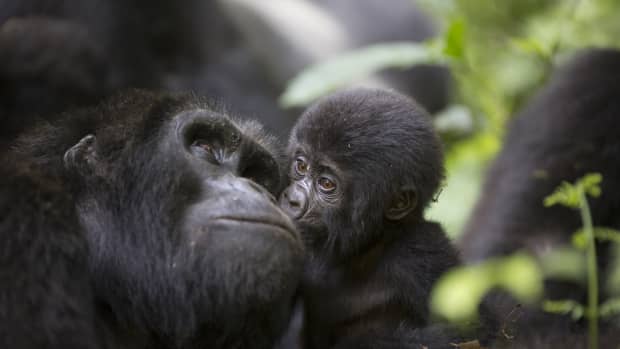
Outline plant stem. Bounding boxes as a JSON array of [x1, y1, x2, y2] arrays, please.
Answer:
[[579, 189, 598, 349]]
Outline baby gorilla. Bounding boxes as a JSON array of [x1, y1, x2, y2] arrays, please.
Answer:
[[279, 88, 467, 348]]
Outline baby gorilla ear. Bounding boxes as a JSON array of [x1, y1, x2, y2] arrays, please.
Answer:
[[385, 185, 417, 221], [63, 134, 98, 176]]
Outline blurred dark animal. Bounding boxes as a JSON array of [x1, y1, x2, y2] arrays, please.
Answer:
[[1, 0, 452, 144], [460, 49, 620, 348]]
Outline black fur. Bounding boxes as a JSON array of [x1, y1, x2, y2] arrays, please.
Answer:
[[459, 49, 620, 347], [280, 88, 488, 348], [0, 162, 102, 349], [0, 17, 109, 144], [1, 0, 452, 143], [460, 49, 620, 265], [0, 90, 305, 349]]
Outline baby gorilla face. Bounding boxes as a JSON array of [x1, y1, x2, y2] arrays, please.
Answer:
[[279, 149, 346, 243], [280, 87, 444, 260]]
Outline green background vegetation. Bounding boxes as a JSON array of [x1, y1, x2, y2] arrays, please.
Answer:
[[281, 0, 620, 237], [280, 2, 620, 345]]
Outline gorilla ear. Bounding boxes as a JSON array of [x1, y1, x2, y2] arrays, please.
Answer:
[[63, 134, 97, 174], [385, 186, 417, 221]]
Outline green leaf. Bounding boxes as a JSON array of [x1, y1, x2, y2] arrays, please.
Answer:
[[581, 173, 603, 198], [430, 253, 543, 323], [573, 227, 620, 249], [279, 42, 446, 108], [543, 173, 603, 209], [544, 297, 620, 320], [510, 37, 549, 57], [442, 18, 466, 59], [544, 181, 580, 208], [599, 297, 620, 318], [543, 299, 585, 320]]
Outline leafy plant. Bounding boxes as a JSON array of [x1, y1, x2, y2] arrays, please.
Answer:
[[279, 0, 620, 237], [430, 253, 542, 323], [542, 173, 603, 349]]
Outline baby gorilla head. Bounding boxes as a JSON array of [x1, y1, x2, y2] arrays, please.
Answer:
[[280, 87, 444, 259]]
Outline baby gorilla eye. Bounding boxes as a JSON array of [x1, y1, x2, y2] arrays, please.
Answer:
[[294, 158, 309, 176], [317, 177, 336, 193]]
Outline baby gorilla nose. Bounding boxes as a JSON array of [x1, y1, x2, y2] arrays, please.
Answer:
[[279, 184, 308, 219]]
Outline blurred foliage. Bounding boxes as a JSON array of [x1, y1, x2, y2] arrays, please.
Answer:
[[431, 173, 620, 343], [279, 42, 446, 108], [278, 0, 620, 341], [573, 227, 620, 250], [430, 252, 542, 323], [544, 173, 602, 208], [543, 299, 585, 320], [539, 247, 587, 284], [281, 0, 620, 237], [542, 173, 604, 348]]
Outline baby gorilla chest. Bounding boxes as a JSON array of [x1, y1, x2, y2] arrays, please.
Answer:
[[301, 272, 405, 347]]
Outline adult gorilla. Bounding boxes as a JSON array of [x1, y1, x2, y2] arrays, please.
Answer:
[[460, 49, 620, 263], [459, 49, 620, 348], [0, 90, 304, 349]]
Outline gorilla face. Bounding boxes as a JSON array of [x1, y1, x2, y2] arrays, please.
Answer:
[[23, 90, 304, 348], [279, 88, 443, 261]]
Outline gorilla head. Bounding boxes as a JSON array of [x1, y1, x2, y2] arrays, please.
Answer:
[[280, 87, 444, 260], [276, 88, 477, 349], [10, 90, 304, 348]]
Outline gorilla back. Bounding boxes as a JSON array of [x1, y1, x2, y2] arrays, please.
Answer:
[[460, 49, 620, 262], [459, 49, 620, 348], [1, 90, 304, 349]]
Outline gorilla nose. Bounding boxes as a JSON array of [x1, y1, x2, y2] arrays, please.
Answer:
[[243, 177, 278, 204], [279, 186, 307, 219]]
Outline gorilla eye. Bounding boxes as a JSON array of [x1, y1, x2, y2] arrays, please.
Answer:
[[317, 177, 336, 193], [191, 139, 218, 163], [294, 158, 309, 176]]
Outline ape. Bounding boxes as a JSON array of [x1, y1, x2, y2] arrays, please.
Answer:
[[459, 49, 620, 347], [1, 0, 451, 144], [460, 49, 620, 263], [0, 90, 305, 349], [0, 17, 109, 145], [0, 162, 102, 349], [279, 88, 489, 348]]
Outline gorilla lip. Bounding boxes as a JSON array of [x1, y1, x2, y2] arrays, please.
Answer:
[[211, 216, 297, 237]]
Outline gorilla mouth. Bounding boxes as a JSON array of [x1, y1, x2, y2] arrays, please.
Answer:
[[211, 216, 298, 237]]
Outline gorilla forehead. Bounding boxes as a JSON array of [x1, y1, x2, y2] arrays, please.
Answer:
[[19, 89, 280, 176], [291, 88, 442, 174]]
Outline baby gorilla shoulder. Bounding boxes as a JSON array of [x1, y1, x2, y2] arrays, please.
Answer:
[[280, 88, 480, 348]]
